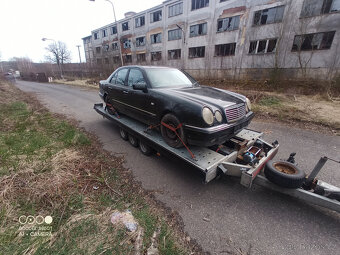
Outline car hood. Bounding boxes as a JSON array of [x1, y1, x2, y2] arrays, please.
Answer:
[[161, 86, 245, 108]]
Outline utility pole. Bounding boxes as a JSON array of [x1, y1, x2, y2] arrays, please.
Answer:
[[76, 45, 82, 63], [76, 45, 83, 79]]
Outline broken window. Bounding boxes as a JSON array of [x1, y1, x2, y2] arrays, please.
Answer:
[[189, 46, 205, 58], [135, 16, 145, 28], [112, 42, 118, 50], [217, 15, 240, 32], [301, 0, 340, 17], [102, 29, 107, 38], [215, 43, 236, 56], [151, 51, 162, 61], [248, 38, 278, 54], [111, 26, 117, 35], [122, 22, 129, 31], [95, 47, 101, 54], [150, 10, 162, 23], [113, 56, 120, 64], [292, 31, 335, 51], [168, 49, 181, 60], [191, 0, 209, 11], [96, 58, 102, 65], [104, 58, 109, 64], [103, 44, 109, 52], [169, 2, 183, 17], [168, 29, 182, 41], [93, 32, 99, 40], [253, 6, 285, 25], [137, 53, 146, 62], [124, 55, 132, 63], [150, 33, 162, 44], [123, 38, 131, 49], [190, 23, 207, 37], [136, 36, 146, 47]]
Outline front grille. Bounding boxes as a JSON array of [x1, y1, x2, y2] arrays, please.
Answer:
[[225, 104, 246, 122]]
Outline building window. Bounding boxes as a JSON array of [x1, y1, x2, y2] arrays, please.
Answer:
[[217, 15, 240, 32], [253, 6, 285, 26], [96, 58, 102, 65], [93, 32, 99, 40], [122, 22, 129, 31], [112, 42, 118, 50], [102, 29, 107, 37], [292, 31, 335, 51], [136, 36, 146, 47], [151, 51, 162, 61], [123, 38, 131, 49], [150, 10, 162, 23], [113, 56, 120, 64], [169, 2, 183, 17], [215, 43, 236, 56], [103, 44, 109, 52], [95, 47, 101, 54], [111, 26, 117, 35], [248, 38, 278, 54], [168, 29, 182, 41], [137, 53, 146, 62], [104, 58, 109, 64], [191, 0, 209, 10], [190, 23, 207, 37], [168, 49, 181, 60], [150, 33, 162, 44], [124, 55, 132, 63], [301, 0, 340, 17], [189, 46, 205, 58], [135, 16, 145, 28]]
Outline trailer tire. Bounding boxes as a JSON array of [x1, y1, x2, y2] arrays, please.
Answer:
[[161, 113, 186, 148], [139, 140, 153, 156], [119, 128, 128, 141], [264, 160, 306, 189], [128, 135, 139, 147]]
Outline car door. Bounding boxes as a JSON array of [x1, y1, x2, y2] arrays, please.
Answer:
[[124, 68, 157, 124], [107, 68, 129, 114]]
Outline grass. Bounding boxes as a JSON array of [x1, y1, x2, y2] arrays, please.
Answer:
[[0, 80, 192, 254]]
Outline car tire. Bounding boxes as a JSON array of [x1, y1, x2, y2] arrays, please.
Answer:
[[128, 135, 139, 147], [264, 160, 306, 189], [120, 128, 128, 141], [139, 140, 153, 156], [160, 113, 186, 148]]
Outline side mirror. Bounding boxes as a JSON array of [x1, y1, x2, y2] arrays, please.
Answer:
[[133, 83, 148, 92]]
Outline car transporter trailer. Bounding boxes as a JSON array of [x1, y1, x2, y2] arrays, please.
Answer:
[[94, 103, 340, 213]]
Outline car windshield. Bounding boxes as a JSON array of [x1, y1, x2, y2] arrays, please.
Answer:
[[145, 68, 196, 88]]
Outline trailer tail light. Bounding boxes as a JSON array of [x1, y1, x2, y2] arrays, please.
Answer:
[[225, 104, 246, 122]]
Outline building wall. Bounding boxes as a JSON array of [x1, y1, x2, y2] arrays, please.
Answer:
[[83, 0, 340, 79]]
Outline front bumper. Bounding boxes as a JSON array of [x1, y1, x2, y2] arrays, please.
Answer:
[[184, 112, 254, 147]]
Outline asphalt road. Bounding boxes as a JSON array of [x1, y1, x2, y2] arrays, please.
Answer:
[[15, 80, 340, 255]]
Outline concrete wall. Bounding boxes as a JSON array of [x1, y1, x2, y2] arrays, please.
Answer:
[[83, 0, 340, 79]]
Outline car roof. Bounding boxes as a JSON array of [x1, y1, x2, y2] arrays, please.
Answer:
[[123, 65, 177, 70]]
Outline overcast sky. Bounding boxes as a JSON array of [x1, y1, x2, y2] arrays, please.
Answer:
[[0, 0, 163, 62]]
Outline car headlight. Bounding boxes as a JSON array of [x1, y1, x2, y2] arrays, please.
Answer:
[[246, 98, 252, 112], [202, 107, 214, 125], [215, 110, 223, 123]]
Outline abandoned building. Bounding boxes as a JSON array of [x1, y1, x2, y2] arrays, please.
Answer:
[[82, 0, 340, 79]]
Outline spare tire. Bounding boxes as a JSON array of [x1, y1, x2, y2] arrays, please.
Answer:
[[161, 113, 186, 148], [264, 160, 306, 189]]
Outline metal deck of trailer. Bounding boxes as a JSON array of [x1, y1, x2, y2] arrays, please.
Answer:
[[94, 103, 340, 213]]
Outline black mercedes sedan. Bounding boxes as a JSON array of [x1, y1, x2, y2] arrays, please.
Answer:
[[99, 66, 254, 148]]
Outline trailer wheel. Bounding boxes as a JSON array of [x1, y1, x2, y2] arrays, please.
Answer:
[[160, 113, 186, 148], [264, 160, 306, 189], [128, 135, 139, 147], [139, 140, 153, 156], [119, 128, 128, 141]]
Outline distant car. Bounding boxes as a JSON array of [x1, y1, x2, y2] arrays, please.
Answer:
[[99, 66, 254, 148]]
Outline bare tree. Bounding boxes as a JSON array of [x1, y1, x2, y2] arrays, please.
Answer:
[[45, 41, 71, 76], [12, 57, 34, 73]]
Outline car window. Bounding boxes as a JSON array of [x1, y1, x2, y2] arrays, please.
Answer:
[[109, 72, 117, 84], [145, 69, 194, 88], [115, 69, 128, 85], [127, 69, 146, 86]]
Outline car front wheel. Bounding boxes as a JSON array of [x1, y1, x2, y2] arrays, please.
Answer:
[[160, 113, 186, 148]]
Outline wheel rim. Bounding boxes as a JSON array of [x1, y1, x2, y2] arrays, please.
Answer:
[[140, 143, 147, 152], [165, 122, 177, 140], [274, 163, 297, 175], [129, 136, 136, 144], [120, 129, 126, 138]]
